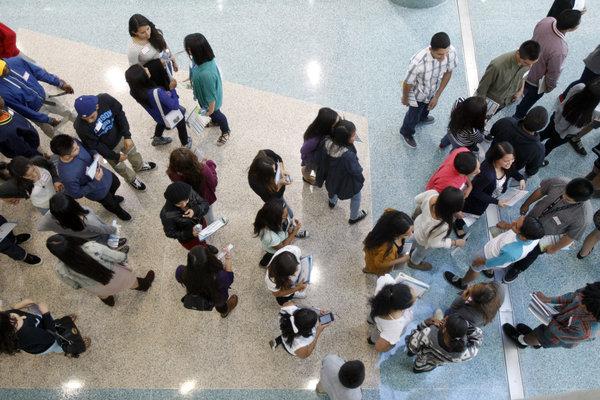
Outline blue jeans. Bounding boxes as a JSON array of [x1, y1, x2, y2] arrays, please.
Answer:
[[513, 82, 544, 120], [282, 196, 294, 219], [40, 340, 63, 355], [400, 101, 429, 138], [0, 216, 27, 261], [561, 67, 600, 99], [209, 108, 230, 133], [329, 191, 361, 220]]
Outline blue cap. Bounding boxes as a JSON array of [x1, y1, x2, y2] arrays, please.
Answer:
[[74, 95, 98, 118]]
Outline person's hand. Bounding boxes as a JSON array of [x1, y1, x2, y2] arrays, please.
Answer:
[[473, 257, 486, 267], [59, 80, 74, 94], [53, 182, 64, 192], [425, 317, 444, 327], [2, 198, 21, 205], [519, 180, 526, 190], [222, 246, 232, 259], [512, 90, 523, 103], [498, 200, 508, 208], [94, 167, 104, 181], [49, 118, 61, 127], [427, 96, 439, 111], [454, 238, 466, 247], [123, 138, 134, 153], [519, 204, 529, 216], [172, 60, 179, 72], [544, 245, 559, 255], [281, 172, 292, 185], [534, 291, 551, 303], [37, 302, 49, 314], [118, 153, 127, 163], [401, 95, 409, 106], [169, 78, 177, 90], [463, 186, 472, 199], [293, 219, 301, 229], [296, 282, 308, 292], [496, 221, 511, 230], [94, 154, 103, 163], [398, 253, 410, 264], [183, 209, 194, 218], [454, 211, 465, 219]]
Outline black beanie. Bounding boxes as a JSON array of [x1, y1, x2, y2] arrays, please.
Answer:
[[164, 182, 192, 203]]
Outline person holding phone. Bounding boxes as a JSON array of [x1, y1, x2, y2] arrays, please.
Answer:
[[269, 301, 331, 358], [265, 245, 309, 305], [248, 149, 295, 217]]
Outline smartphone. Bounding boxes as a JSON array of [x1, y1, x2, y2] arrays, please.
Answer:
[[319, 313, 334, 325]]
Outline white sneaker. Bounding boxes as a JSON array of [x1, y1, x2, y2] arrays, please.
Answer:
[[130, 178, 147, 191], [293, 290, 307, 299]]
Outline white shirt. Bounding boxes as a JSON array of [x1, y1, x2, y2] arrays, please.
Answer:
[[319, 354, 362, 400], [404, 45, 458, 103], [279, 305, 317, 355], [413, 190, 452, 249], [265, 245, 302, 293], [373, 274, 414, 345], [30, 167, 56, 208]]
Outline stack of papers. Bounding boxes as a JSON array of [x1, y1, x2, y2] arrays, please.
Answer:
[[538, 235, 576, 252], [485, 98, 500, 119], [394, 272, 430, 297], [528, 293, 559, 326], [497, 188, 529, 207], [197, 217, 228, 241], [299, 254, 313, 284], [186, 106, 212, 135]]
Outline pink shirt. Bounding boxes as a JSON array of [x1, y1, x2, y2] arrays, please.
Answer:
[[425, 147, 469, 193]]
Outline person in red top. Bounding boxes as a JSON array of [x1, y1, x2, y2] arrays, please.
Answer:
[[426, 147, 480, 198]]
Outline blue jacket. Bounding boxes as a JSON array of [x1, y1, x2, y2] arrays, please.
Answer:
[[0, 57, 61, 123], [0, 108, 41, 158], [57, 138, 113, 201], [138, 88, 182, 125], [315, 138, 364, 200]]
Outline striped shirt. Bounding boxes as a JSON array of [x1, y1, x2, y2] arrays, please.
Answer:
[[404, 46, 458, 103]]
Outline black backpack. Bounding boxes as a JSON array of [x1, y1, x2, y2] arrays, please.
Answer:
[[181, 294, 214, 311]]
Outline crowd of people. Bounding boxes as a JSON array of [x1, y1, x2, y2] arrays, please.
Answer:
[[1, 1, 600, 397]]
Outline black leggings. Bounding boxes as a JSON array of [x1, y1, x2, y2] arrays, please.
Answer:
[[98, 174, 126, 215], [540, 114, 573, 157], [155, 119, 188, 146]]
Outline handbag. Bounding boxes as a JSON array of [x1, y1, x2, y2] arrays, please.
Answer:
[[153, 89, 184, 129], [181, 293, 214, 311], [52, 316, 87, 358]]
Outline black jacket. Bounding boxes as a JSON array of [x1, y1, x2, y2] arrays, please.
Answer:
[[160, 188, 209, 243], [491, 117, 545, 177]]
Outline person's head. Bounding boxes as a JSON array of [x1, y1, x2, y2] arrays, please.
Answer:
[[332, 120, 357, 147], [74, 95, 100, 123], [448, 97, 487, 136], [303, 107, 340, 141], [429, 32, 451, 61], [516, 40, 541, 67], [562, 77, 600, 128], [50, 135, 79, 161], [128, 14, 166, 51], [5, 156, 35, 193], [0, 59, 9, 77], [164, 182, 193, 209], [279, 307, 318, 347], [184, 33, 215, 66], [461, 282, 503, 326], [125, 64, 155, 107], [433, 186, 465, 238], [268, 251, 299, 291], [363, 209, 413, 256], [0, 311, 20, 355], [181, 245, 224, 303], [522, 106, 548, 132], [453, 151, 479, 177], [338, 360, 365, 389], [582, 282, 600, 321], [485, 141, 515, 173], [253, 199, 287, 235], [369, 283, 415, 319], [556, 9, 582, 32], [46, 234, 114, 285], [248, 150, 278, 193], [512, 215, 544, 241], [167, 148, 206, 193], [564, 178, 594, 203], [443, 314, 470, 352], [49, 192, 90, 232]]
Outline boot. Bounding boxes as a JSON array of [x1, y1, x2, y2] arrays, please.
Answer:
[[134, 270, 155, 291], [220, 295, 238, 318]]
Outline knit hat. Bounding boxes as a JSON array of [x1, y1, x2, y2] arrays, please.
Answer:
[[164, 182, 191, 203], [74, 95, 98, 118]]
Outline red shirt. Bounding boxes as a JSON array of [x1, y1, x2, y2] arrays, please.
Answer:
[[426, 147, 469, 193], [0, 23, 20, 58]]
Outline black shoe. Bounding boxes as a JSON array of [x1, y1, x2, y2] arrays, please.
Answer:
[[349, 210, 368, 225], [118, 245, 130, 254], [134, 270, 155, 291], [328, 201, 336, 209], [139, 162, 157, 171], [114, 195, 124, 203], [22, 254, 43, 266], [502, 267, 521, 284], [15, 233, 32, 245], [130, 178, 147, 191], [502, 323, 527, 349], [593, 145, 600, 158], [516, 324, 542, 349], [570, 140, 587, 156], [444, 271, 467, 290], [115, 209, 132, 221], [541, 159, 549, 167], [100, 296, 115, 306], [452, 223, 466, 239], [367, 337, 375, 345], [259, 252, 273, 267], [577, 247, 593, 259], [207, 245, 219, 254], [482, 269, 495, 279], [402, 134, 417, 149]]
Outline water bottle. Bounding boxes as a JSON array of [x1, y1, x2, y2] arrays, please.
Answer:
[[107, 219, 120, 249], [161, 49, 174, 79]]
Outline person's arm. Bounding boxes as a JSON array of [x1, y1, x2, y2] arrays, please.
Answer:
[[519, 187, 544, 215], [272, 281, 308, 298], [165, 44, 179, 72], [372, 245, 409, 269], [189, 190, 210, 218], [106, 95, 132, 140], [295, 320, 330, 359], [91, 242, 127, 264], [512, 79, 526, 102], [544, 234, 574, 254], [544, 53, 567, 92], [463, 177, 473, 199], [76, 123, 121, 162], [469, 171, 499, 206], [202, 160, 218, 193], [474, 64, 497, 99], [346, 153, 365, 180], [161, 211, 190, 241], [428, 71, 452, 111], [158, 88, 181, 111], [5, 100, 51, 123], [271, 224, 302, 251]]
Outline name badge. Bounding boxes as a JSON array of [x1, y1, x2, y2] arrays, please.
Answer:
[[141, 45, 150, 55], [94, 120, 103, 132], [552, 216, 562, 226], [40, 170, 50, 184], [23, 71, 30, 81]]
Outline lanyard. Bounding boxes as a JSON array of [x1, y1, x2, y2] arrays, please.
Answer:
[[540, 195, 576, 217]]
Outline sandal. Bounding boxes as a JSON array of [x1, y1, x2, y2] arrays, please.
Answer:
[[216, 131, 230, 146]]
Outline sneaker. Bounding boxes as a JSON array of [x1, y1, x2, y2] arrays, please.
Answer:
[[295, 230, 309, 238], [185, 137, 192, 149], [516, 324, 542, 349], [433, 308, 444, 321], [15, 233, 32, 245], [420, 116, 435, 125], [139, 162, 157, 172], [502, 323, 528, 349], [444, 271, 466, 290], [569, 139, 587, 156], [151, 137, 172, 146], [541, 159, 549, 167], [328, 200, 336, 209], [130, 178, 147, 191], [117, 238, 127, 248], [220, 294, 238, 318], [502, 267, 521, 284], [407, 259, 432, 271], [22, 254, 43, 266], [115, 209, 132, 221], [114, 195, 125, 203], [349, 210, 368, 225], [402, 134, 417, 149], [293, 290, 307, 299]]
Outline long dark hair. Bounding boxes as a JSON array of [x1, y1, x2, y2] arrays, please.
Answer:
[[253, 199, 286, 235], [562, 79, 600, 128], [332, 120, 356, 148], [369, 283, 414, 320], [444, 314, 470, 353], [448, 97, 487, 135], [303, 107, 339, 141], [167, 148, 206, 195], [268, 251, 298, 291], [0, 312, 19, 355], [184, 33, 215, 66], [49, 192, 89, 232], [279, 307, 317, 347], [6, 156, 34, 194], [463, 282, 502, 326], [46, 235, 114, 285], [431, 187, 464, 238], [181, 246, 224, 306], [125, 64, 157, 108], [484, 141, 515, 180], [128, 14, 166, 51], [248, 150, 278, 194], [363, 209, 413, 259]]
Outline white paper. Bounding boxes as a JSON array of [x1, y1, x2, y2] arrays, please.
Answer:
[[537, 76, 547, 95], [497, 188, 529, 207], [485, 98, 499, 119], [394, 272, 429, 297], [197, 217, 228, 241], [573, 0, 585, 11], [461, 212, 479, 228], [275, 163, 283, 185], [538, 235, 575, 251], [86, 157, 99, 180], [0, 222, 18, 242]]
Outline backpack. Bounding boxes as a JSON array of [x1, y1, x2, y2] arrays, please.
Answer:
[[181, 294, 214, 311]]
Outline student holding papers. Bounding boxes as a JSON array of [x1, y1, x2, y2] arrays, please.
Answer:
[[265, 245, 310, 305], [439, 97, 487, 152], [503, 282, 600, 349], [447, 282, 505, 328]]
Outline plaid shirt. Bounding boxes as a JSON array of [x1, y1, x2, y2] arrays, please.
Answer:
[[539, 288, 600, 348], [403, 45, 458, 103]]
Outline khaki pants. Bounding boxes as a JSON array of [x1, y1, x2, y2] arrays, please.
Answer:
[[34, 97, 77, 138], [107, 137, 144, 183]]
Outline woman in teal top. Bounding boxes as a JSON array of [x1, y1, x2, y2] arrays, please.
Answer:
[[184, 33, 230, 146]]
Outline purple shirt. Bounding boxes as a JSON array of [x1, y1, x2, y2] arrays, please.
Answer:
[[526, 17, 568, 91]]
